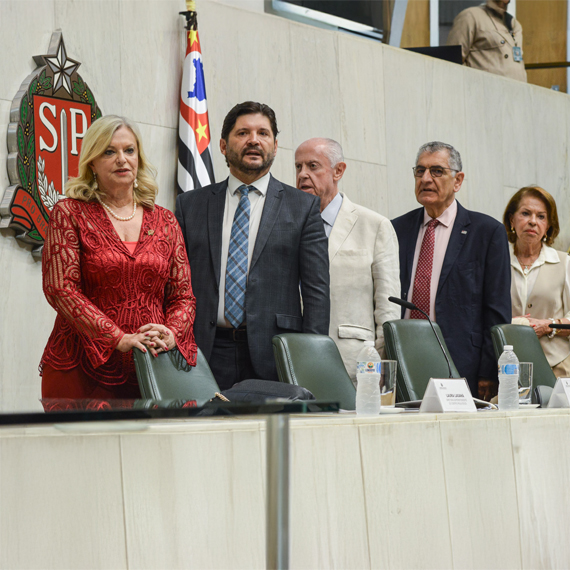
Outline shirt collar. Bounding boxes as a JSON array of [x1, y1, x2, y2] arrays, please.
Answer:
[[321, 192, 343, 229], [509, 242, 559, 271], [228, 172, 270, 197], [422, 199, 457, 228]]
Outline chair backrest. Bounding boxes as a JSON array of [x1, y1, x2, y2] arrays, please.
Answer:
[[272, 333, 356, 410], [490, 324, 557, 389], [133, 347, 220, 405], [383, 319, 461, 401], [534, 385, 553, 407]]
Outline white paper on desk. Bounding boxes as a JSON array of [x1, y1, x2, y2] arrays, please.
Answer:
[[419, 378, 477, 413], [547, 377, 570, 408]]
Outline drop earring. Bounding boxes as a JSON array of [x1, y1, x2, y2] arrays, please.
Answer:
[[134, 179, 139, 189], [92, 172, 98, 190]]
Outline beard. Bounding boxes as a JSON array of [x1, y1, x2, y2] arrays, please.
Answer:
[[225, 146, 275, 175]]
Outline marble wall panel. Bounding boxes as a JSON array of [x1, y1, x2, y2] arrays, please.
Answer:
[[199, 2, 293, 151], [0, 234, 53, 412], [0, 1, 55, 102], [198, 3, 240, 167], [424, 59, 467, 167], [358, 419, 453, 569], [501, 79, 537, 191], [119, 0, 182, 129], [559, 111, 570, 248], [289, 23, 342, 148], [337, 34, 386, 166], [509, 413, 570, 569], [423, 60, 471, 208], [383, 47, 429, 219], [290, 423, 370, 569], [341, 160, 389, 216], [439, 416, 521, 569], [503, 185, 519, 219], [137, 122, 178, 212], [530, 89, 568, 195], [461, 70, 505, 218], [0, 434, 127, 569], [120, 428, 265, 569], [54, 0, 123, 117], [271, 146, 295, 187]]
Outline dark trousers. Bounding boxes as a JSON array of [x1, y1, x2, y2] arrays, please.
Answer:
[[209, 330, 258, 391]]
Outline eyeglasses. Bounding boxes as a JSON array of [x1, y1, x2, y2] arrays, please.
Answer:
[[412, 166, 458, 178]]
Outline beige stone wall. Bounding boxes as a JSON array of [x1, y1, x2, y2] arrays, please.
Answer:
[[1, 0, 569, 411]]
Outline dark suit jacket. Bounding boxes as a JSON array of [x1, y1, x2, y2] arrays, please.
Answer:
[[175, 175, 330, 381], [391, 201, 511, 396]]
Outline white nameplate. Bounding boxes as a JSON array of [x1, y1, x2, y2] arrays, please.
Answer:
[[547, 377, 570, 408], [419, 378, 477, 413]]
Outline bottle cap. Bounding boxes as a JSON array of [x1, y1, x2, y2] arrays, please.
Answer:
[[364, 341, 374, 346], [504, 345, 513, 350]]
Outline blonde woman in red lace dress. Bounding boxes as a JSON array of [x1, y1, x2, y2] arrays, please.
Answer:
[[41, 115, 197, 399]]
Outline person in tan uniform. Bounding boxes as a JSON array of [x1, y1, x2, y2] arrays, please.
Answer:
[[447, 0, 527, 82]]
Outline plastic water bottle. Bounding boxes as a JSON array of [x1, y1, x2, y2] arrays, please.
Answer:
[[498, 345, 519, 410], [355, 341, 381, 416]]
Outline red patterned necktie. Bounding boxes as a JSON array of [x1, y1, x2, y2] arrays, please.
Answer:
[[410, 218, 440, 319]]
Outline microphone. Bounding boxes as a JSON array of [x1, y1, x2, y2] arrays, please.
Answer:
[[388, 296, 453, 378]]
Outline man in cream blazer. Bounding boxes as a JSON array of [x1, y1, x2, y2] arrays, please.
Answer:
[[295, 138, 400, 382]]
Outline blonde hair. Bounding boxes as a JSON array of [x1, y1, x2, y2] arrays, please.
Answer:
[[65, 115, 158, 209]]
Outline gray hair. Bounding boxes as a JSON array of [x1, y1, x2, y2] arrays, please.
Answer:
[[415, 141, 463, 172], [320, 138, 344, 167]]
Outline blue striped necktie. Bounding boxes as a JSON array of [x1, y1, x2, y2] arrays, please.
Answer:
[[225, 184, 252, 328]]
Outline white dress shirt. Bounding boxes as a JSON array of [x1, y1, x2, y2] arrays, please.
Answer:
[[320, 192, 343, 237], [217, 172, 270, 326], [405, 200, 458, 321]]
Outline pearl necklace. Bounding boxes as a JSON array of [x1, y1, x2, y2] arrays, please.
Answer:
[[99, 199, 137, 221]]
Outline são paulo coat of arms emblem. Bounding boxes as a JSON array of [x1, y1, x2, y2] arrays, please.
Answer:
[[1, 30, 102, 259]]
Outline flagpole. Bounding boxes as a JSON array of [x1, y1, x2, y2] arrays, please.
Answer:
[[177, 0, 216, 192]]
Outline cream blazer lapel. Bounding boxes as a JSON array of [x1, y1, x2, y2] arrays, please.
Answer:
[[329, 193, 358, 262]]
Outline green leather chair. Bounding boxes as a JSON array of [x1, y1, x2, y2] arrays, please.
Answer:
[[383, 319, 461, 402], [490, 324, 557, 403], [133, 347, 220, 405], [272, 333, 356, 410]]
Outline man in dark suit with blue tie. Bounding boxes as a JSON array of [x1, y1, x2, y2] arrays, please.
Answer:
[[391, 142, 511, 400], [175, 101, 330, 389]]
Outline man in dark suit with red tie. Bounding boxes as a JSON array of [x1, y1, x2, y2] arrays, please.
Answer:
[[175, 101, 330, 389], [391, 141, 511, 400]]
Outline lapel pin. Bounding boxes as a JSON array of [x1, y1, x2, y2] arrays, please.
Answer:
[[461, 230, 467, 234]]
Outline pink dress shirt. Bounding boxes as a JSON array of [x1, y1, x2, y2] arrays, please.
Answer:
[[404, 200, 458, 321]]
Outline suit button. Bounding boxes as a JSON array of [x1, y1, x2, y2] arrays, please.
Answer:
[[501, 40, 505, 44], [210, 321, 215, 326], [527, 303, 532, 308], [504, 54, 509, 59]]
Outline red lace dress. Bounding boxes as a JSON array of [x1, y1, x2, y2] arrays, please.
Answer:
[[40, 199, 197, 397]]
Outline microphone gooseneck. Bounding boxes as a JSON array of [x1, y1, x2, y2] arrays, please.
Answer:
[[388, 297, 453, 378]]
